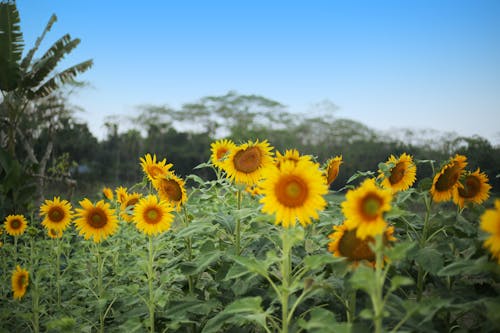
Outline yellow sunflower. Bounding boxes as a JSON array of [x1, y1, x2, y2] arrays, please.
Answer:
[[39, 196, 73, 232], [480, 199, 500, 263], [210, 139, 237, 169], [102, 187, 114, 200], [120, 192, 143, 222], [133, 195, 174, 236], [378, 153, 416, 193], [47, 228, 63, 239], [430, 154, 467, 202], [324, 155, 343, 186], [74, 199, 119, 243], [328, 223, 396, 266], [223, 140, 274, 185], [453, 169, 491, 209], [341, 178, 393, 240], [4, 214, 28, 237], [259, 159, 328, 228], [140, 153, 173, 182], [12, 265, 29, 300], [275, 149, 311, 169], [152, 173, 187, 211], [115, 186, 128, 204]]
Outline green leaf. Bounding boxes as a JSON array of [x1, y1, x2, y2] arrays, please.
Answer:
[[437, 256, 498, 276], [389, 275, 414, 292], [179, 251, 222, 275], [297, 308, 353, 333], [228, 255, 270, 279], [303, 254, 345, 271], [201, 297, 268, 333], [415, 247, 444, 274], [0, 2, 23, 91], [385, 240, 416, 261], [349, 265, 376, 294]]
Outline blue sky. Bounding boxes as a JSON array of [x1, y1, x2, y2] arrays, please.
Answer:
[[16, 1, 500, 144]]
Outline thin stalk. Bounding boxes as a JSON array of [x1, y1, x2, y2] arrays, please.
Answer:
[[347, 289, 357, 323], [235, 189, 242, 255], [281, 229, 291, 333], [148, 236, 156, 333], [30, 237, 40, 333], [182, 206, 194, 295], [94, 243, 105, 333], [55, 236, 62, 308], [417, 195, 432, 301], [371, 234, 385, 333]]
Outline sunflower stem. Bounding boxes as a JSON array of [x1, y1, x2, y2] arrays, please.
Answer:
[[182, 206, 194, 295], [55, 236, 62, 308], [370, 234, 385, 333], [347, 288, 357, 323], [235, 189, 242, 255], [94, 242, 105, 333], [30, 237, 40, 333], [417, 195, 433, 301], [281, 229, 292, 333], [147, 235, 156, 333]]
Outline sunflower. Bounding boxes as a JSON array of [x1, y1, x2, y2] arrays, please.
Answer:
[[152, 173, 187, 211], [328, 223, 396, 266], [74, 199, 119, 243], [12, 265, 29, 300], [378, 153, 416, 193], [341, 178, 393, 240], [453, 169, 491, 209], [39, 196, 73, 232], [120, 192, 143, 222], [102, 187, 114, 200], [210, 139, 237, 169], [324, 155, 343, 186], [480, 200, 500, 263], [133, 195, 174, 236], [47, 228, 63, 239], [115, 186, 128, 204], [140, 153, 173, 182], [223, 140, 274, 185], [275, 149, 311, 169], [4, 214, 28, 237], [430, 154, 467, 202], [260, 159, 328, 228]]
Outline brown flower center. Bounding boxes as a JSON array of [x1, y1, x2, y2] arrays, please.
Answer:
[[338, 229, 376, 261], [275, 175, 308, 207], [49, 207, 65, 223], [389, 162, 406, 185], [88, 209, 108, 228], [233, 147, 262, 173], [435, 164, 462, 192], [10, 219, 21, 230], [149, 165, 166, 179], [17, 274, 27, 289], [360, 194, 382, 220], [160, 179, 183, 202], [458, 175, 481, 199], [144, 207, 162, 224], [216, 148, 229, 160]]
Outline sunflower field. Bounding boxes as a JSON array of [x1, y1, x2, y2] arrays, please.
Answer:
[[1, 139, 500, 333]]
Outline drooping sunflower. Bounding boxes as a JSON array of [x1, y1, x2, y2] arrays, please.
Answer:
[[120, 192, 143, 222], [430, 154, 467, 202], [341, 178, 393, 240], [74, 199, 119, 243], [47, 228, 63, 239], [275, 149, 311, 169], [12, 265, 29, 300], [223, 140, 274, 185], [152, 173, 187, 211], [378, 153, 416, 193], [102, 187, 114, 200], [260, 159, 328, 228], [115, 186, 128, 204], [453, 169, 491, 209], [328, 223, 396, 266], [480, 199, 500, 263], [39, 196, 73, 232], [210, 139, 237, 170], [140, 153, 173, 182], [324, 155, 343, 186], [133, 195, 174, 236], [4, 214, 28, 237]]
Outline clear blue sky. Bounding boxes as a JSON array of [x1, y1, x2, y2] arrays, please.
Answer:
[[16, 0, 500, 144]]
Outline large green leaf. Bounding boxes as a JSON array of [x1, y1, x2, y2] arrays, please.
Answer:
[[0, 2, 24, 91], [20, 13, 57, 71]]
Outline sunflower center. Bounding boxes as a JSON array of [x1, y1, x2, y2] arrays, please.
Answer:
[[144, 207, 162, 224], [435, 164, 462, 191], [338, 229, 375, 261], [216, 148, 229, 160], [458, 175, 481, 198], [233, 147, 262, 173], [327, 165, 340, 184], [88, 209, 108, 228], [361, 194, 382, 220], [389, 162, 406, 185], [49, 207, 65, 223], [161, 179, 183, 202], [275, 175, 308, 207], [10, 219, 21, 229], [17, 274, 27, 289], [149, 166, 165, 178]]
